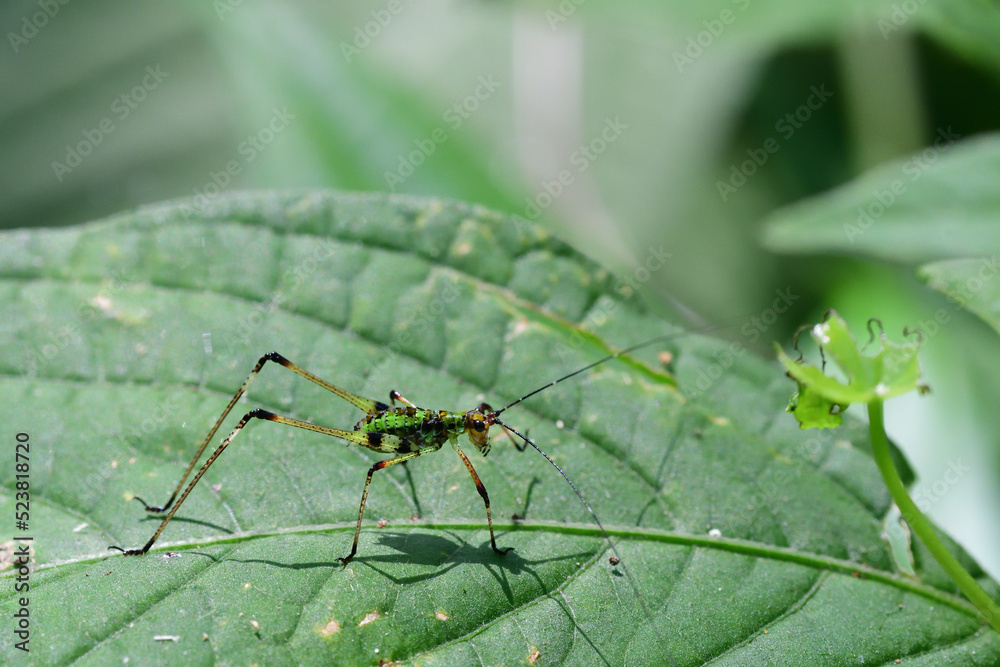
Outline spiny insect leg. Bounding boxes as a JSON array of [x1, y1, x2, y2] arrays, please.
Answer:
[[389, 390, 418, 408], [339, 446, 434, 564], [109, 409, 363, 556], [133, 352, 385, 514], [452, 442, 512, 557]]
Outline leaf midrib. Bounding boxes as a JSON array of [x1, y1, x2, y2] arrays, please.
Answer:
[[2, 519, 981, 621]]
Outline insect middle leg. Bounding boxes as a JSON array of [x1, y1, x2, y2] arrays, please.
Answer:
[[389, 390, 418, 408], [339, 444, 438, 564], [452, 441, 513, 557]]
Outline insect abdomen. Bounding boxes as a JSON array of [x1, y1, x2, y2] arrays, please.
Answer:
[[360, 408, 464, 447]]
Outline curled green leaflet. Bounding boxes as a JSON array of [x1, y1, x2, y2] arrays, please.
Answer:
[[777, 310, 927, 429]]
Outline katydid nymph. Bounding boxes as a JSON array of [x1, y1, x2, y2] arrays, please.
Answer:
[[109, 330, 704, 564]]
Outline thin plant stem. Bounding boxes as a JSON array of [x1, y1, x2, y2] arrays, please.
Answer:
[[868, 400, 1000, 633]]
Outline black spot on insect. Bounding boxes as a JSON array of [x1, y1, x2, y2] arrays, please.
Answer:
[[368, 432, 383, 448]]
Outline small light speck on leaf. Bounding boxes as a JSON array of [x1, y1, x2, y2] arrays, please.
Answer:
[[435, 611, 449, 621], [555, 420, 565, 429], [528, 648, 541, 664], [243, 583, 251, 589], [708, 415, 729, 426], [153, 635, 179, 642], [0, 541, 20, 571], [72, 522, 88, 533], [90, 294, 113, 312], [319, 619, 341, 636], [376, 518, 389, 529], [510, 320, 529, 337], [658, 351, 673, 366], [709, 528, 722, 538], [250, 620, 260, 631], [359, 610, 381, 627]]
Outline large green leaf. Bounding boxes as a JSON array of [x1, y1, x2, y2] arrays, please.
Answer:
[[761, 133, 1000, 263], [1, 192, 997, 665], [920, 257, 1000, 335]]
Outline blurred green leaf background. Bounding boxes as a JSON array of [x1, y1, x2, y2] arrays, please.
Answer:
[[2, 0, 999, 579]]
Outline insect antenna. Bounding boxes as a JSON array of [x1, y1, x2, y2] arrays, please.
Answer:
[[492, 315, 747, 417], [486, 316, 750, 667], [494, 415, 676, 664], [492, 418, 615, 547]]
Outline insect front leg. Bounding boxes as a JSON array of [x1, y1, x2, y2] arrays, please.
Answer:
[[451, 440, 513, 557]]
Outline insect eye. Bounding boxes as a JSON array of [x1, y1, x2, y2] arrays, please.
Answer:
[[473, 421, 485, 431]]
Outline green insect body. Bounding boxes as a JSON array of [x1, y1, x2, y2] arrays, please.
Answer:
[[357, 405, 491, 455]]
